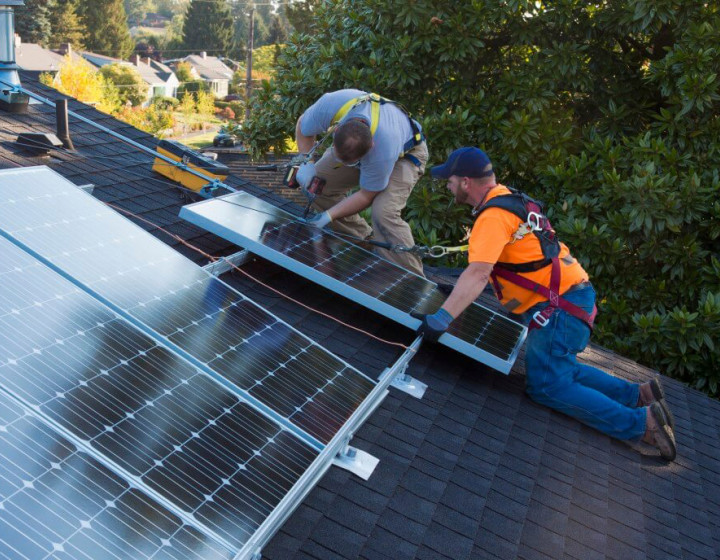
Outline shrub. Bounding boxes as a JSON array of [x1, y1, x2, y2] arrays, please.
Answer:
[[241, 0, 720, 389]]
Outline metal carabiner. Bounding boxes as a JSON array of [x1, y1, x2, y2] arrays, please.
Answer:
[[426, 245, 449, 258], [527, 212, 543, 231]]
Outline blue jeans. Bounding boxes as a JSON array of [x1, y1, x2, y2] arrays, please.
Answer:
[[520, 285, 646, 440]]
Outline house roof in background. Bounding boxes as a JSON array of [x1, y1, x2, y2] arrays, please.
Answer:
[[181, 53, 234, 81], [78, 52, 177, 86], [1, 73, 720, 560], [15, 41, 68, 73]]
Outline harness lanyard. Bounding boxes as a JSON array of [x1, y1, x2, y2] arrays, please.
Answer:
[[330, 230, 467, 259]]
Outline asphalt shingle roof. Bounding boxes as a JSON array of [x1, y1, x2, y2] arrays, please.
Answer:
[[2, 72, 720, 560]]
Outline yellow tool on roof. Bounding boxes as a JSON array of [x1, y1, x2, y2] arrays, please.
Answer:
[[153, 139, 230, 192]]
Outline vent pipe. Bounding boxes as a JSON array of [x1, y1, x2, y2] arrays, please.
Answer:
[[55, 99, 74, 149], [0, 1, 29, 113]]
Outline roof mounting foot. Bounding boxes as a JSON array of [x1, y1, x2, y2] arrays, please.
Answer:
[[391, 372, 427, 399], [333, 443, 379, 480]]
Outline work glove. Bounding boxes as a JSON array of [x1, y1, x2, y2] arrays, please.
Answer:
[[290, 153, 309, 166], [411, 308, 454, 343], [305, 210, 332, 229], [296, 162, 316, 189]]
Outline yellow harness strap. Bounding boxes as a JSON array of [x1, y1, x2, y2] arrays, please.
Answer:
[[331, 93, 385, 136]]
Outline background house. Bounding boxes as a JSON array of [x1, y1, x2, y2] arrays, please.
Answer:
[[14, 35, 78, 78], [81, 51, 179, 105], [171, 51, 234, 98]]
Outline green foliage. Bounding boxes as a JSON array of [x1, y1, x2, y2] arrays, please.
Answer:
[[79, 0, 135, 59], [181, 0, 234, 56], [151, 95, 179, 110], [215, 100, 245, 119], [114, 104, 175, 136], [404, 180, 473, 266], [40, 55, 120, 114], [15, 0, 55, 45], [124, 0, 150, 26], [252, 44, 284, 79], [175, 61, 208, 101], [173, 61, 194, 84], [243, 0, 720, 387], [285, 0, 319, 35], [49, 0, 86, 49], [99, 63, 149, 107], [195, 90, 215, 119]]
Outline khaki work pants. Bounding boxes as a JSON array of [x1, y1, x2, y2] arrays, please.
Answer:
[[312, 141, 428, 276]]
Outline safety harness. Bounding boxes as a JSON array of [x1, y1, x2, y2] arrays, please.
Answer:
[[473, 189, 598, 331], [331, 93, 425, 166]]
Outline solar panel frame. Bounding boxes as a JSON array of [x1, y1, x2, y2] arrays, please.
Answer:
[[0, 235, 327, 554], [0, 169, 401, 559], [0, 392, 236, 560], [0, 166, 378, 449], [179, 192, 527, 374]]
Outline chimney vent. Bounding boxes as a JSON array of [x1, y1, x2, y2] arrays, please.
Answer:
[[0, 1, 29, 113], [56, 99, 74, 150], [201, 51, 207, 59]]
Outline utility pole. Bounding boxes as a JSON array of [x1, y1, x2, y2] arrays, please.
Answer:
[[245, 4, 254, 121]]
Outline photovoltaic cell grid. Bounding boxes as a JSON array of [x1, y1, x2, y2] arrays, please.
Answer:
[[179, 192, 527, 374], [0, 167, 375, 445], [0, 392, 233, 560], [0, 236, 319, 554]]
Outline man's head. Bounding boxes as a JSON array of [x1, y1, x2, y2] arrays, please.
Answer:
[[333, 119, 373, 164], [430, 147, 496, 206]]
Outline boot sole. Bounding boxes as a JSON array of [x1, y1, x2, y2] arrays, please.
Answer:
[[650, 402, 676, 461], [650, 378, 675, 430]]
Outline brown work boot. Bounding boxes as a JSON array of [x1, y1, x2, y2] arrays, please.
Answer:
[[637, 377, 675, 430], [642, 402, 676, 461]]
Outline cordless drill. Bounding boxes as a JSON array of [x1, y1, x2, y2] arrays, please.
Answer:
[[284, 165, 326, 218]]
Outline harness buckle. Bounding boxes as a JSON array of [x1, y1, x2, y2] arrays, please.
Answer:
[[532, 310, 551, 328]]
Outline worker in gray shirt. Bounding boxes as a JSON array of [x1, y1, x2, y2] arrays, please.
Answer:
[[295, 89, 428, 276]]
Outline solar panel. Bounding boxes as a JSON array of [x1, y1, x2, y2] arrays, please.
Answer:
[[0, 167, 375, 447], [179, 192, 527, 374], [0, 392, 234, 560], [0, 235, 320, 553]]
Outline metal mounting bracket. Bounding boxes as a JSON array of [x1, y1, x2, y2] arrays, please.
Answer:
[[391, 372, 427, 399], [332, 443, 379, 480], [379, 336, 426, 399]]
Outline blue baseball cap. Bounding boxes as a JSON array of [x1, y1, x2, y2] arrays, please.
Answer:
[[430, 147, 493, 179]]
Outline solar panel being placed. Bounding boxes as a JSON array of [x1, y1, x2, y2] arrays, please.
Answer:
[[0, 167, 375, 448], [179, 192, 527, 374], [0, 236, 319, 554], [0, 392, 234, 560]]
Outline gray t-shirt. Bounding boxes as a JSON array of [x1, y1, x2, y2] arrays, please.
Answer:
[[300, 89, 420, 192]]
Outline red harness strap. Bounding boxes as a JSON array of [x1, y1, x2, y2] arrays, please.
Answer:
[[491, 258, 598, 331]]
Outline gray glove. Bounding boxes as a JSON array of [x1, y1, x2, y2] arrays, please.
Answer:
[[411, 308, 454, 343], [296, 162, 316, 189], [305, 211, 332, 229]]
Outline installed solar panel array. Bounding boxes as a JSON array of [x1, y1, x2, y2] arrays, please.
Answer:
[[0, 167, 382, 559], [0, 391, 233, 560], [180, 192, 527, 374]]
